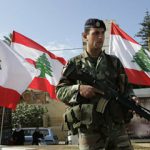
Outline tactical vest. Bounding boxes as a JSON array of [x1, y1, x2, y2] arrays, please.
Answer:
[[63, 51, 132, 134]]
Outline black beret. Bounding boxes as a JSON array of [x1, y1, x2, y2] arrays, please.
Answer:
[[84, 18, 106, 31]]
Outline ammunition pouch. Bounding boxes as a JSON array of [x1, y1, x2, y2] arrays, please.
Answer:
[[96, 97, 109, 114], [63, 104, 93, 135]]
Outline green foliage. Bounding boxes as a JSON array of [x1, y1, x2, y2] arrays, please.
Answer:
[[134, 11, 150, 88], [135, 11, 150, 49], [12, 102, 48, 127], [36, 53, 53, 78]]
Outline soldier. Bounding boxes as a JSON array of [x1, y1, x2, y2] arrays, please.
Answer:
[[56, 18, 135, 150]]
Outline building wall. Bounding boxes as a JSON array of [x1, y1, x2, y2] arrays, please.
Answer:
[[43, 100, 66, 126], [42, 100, 67, 141]]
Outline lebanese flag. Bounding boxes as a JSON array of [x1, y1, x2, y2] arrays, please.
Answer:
[[0, 40, 38, 109], [108, 22, 150, 86], [11, 31, 66, 99]]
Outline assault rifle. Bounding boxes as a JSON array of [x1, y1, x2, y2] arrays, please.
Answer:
[[64, 63, 150, 121]]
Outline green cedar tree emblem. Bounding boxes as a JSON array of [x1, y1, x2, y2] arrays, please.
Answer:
[[132, 47, 150, 72], [36, 53, 53, 78]]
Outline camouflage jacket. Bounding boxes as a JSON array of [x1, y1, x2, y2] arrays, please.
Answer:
[[56, 50, 134, 106]]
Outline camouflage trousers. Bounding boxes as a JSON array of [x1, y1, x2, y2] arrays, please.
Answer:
[[78, 123, 134, 150]]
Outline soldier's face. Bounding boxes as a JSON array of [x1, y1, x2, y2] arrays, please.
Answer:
[[85, 28, 105, 51]]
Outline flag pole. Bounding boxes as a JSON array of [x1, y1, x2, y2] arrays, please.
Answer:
[[0, 107, 5, 145]]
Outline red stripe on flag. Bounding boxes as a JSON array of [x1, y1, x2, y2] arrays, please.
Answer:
[[25, 58, 36, 66], [12, 31, 66, 65], [111, 22, 138, 45], [125, 68, 150, 86], [29, 77, 58, 100], [0, 86, 20, 109]]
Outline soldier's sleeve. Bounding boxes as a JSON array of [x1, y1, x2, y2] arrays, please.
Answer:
[[56, 60, 80, 105], [117, 58, 135, 98]]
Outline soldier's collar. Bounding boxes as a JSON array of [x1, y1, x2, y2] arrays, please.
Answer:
[[82, 50, 89, 58], [82, 49, 105, 59]]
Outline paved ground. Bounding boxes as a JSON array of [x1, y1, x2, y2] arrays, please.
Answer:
[[0, 143, 150, 150]]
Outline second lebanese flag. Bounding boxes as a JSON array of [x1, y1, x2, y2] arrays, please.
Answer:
[[108, 22, 150, 86], [11, 31, 66, 99]]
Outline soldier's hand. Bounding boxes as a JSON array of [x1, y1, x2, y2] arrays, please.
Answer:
[[131, 96, 139, 105], [131, 96, 141, 117], [79, 85, 104, 99]]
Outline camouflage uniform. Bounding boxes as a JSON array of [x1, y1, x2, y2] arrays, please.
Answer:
[[56, 50, 134, 150]]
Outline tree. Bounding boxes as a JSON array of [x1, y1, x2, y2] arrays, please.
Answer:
[[133, 11, 150, 89], [12, 102, 48, 127], [135, 11, 150, 50]]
